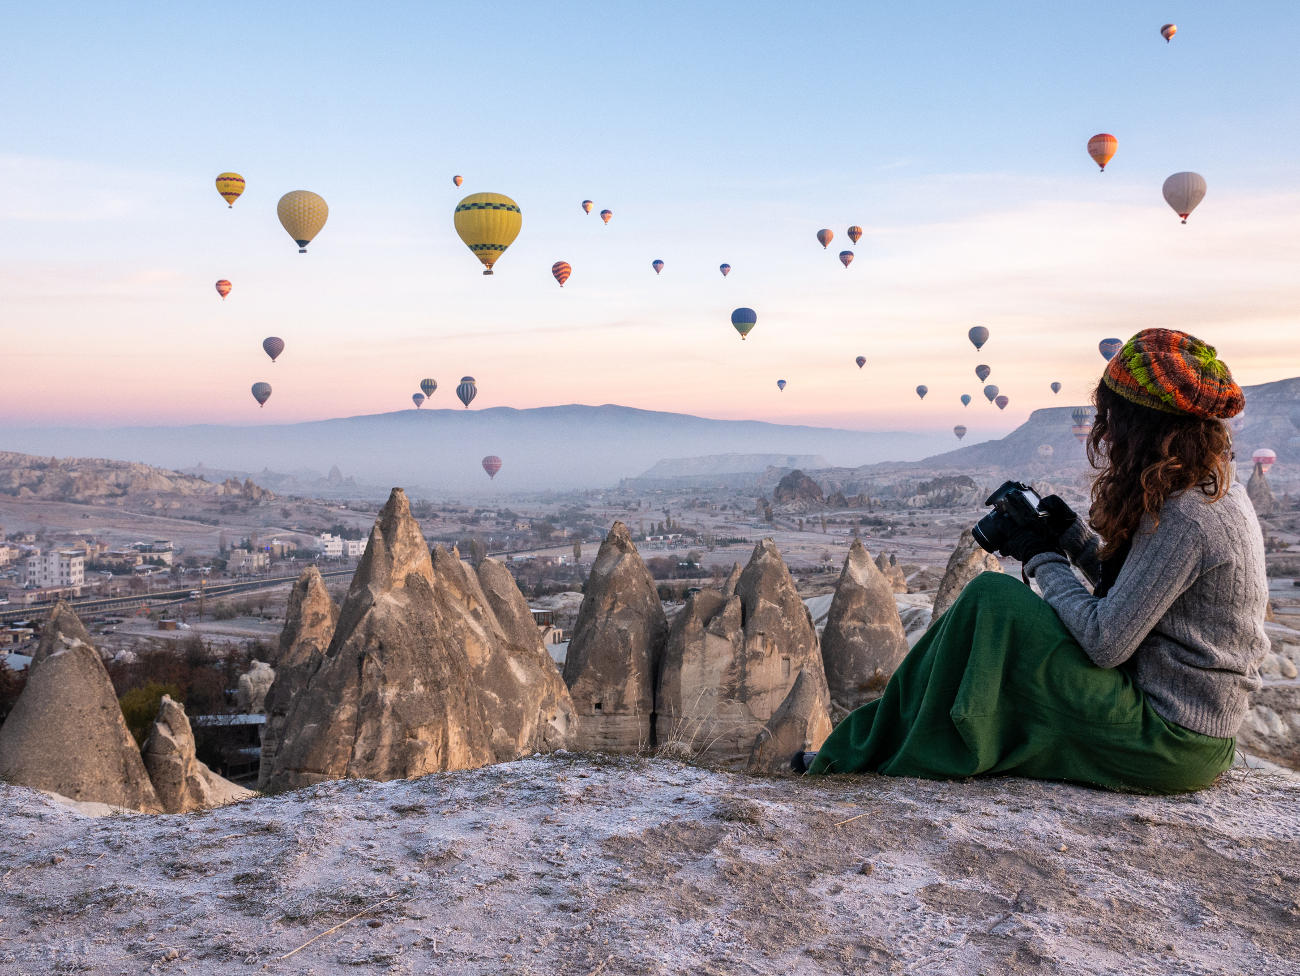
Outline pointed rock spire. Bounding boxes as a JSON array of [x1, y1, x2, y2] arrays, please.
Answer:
[[266, 489, 496, 790], [144, 695, 251, 813], [0, 603, 162, 812], [748, 669, 833, 774], [874, 551, 908, 593], [932, 529, 1003, 621], [563, 522, 668, 752], [720, 562, 742, 598], [821, 539, 909, 711]]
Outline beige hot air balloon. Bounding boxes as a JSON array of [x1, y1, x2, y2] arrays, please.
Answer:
[[277, 190, 329, 253], [1162, 172, 1206, 224]]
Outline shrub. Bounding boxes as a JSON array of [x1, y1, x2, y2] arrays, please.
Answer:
[[118, 682, 182, 746]]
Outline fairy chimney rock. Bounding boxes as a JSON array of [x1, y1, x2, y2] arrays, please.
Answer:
[[821, 540, 909, 711], [656, 538, 829, 765], [874, 551, 908, 593], [748, 669, 833, 775], [720, 562, 742, 598], [144, 695, 251, 813], [932, 529, 1003, 621], [266, 488, 496, 791], [563, 521, 668, 753], [259, 567, 339, 790], [0, 603, 162, 813], [1247, 464, 1279, 517], [236, 660, 275, 713]]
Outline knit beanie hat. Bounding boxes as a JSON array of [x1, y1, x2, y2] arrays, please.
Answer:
[[1103, 328, 1244, 419]]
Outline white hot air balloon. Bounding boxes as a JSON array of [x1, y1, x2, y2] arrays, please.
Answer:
[[1162, 172, 1207, 224]]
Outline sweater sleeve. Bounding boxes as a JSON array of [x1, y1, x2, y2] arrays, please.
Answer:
[[1024, 513, 1206, 669], [1058, 519, 1102, 587]]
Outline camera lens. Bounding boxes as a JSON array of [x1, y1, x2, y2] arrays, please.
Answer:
[[971, 510, 1006, 554]]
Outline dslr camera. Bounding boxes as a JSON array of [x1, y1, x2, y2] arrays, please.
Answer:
[[971, 480, 1049, 554]]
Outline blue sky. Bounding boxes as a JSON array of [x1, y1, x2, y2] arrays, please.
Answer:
[[3, 1, 1298, 433]]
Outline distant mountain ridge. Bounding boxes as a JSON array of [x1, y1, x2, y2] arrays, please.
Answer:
[[0, 404, 953, 494]]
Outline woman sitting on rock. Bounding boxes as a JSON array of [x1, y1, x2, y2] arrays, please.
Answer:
[[807, 328, 1269, 793]]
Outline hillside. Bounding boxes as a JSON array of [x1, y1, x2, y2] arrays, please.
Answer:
[[0, 405, 951, 494], [0, 452, 272, 506], [2, 756, 1296, 975]]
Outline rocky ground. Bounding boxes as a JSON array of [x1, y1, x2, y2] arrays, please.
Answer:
[[0, 755, 1297, 976]]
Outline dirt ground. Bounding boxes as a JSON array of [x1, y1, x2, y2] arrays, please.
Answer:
[[1, 755, 1296, 976]]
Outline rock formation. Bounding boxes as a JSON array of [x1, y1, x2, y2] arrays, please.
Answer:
[[874, 551, 908, 593], [772, 469, 824, 510], [820, 540, 909, 711], [259, 568, 339, 790], [931, 530, 1003, 621], [1247, 463, 1278, 517], [143, 695, 250, 813], [719, 562, 742, 598], [235, 660, 275, 713], [267, 488, 497, 790], [563, 522, 668, 753], [655, 539, 829, 765], [748, 670, 833, 774], [0, 603, 162, 812]]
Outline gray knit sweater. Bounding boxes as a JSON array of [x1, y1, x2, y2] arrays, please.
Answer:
[[1024, 482, 1269, 739]]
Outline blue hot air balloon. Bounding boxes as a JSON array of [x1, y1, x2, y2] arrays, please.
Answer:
[[456, 376, 478, 408], [960, 394, 972, 406], [731, 308, 757, 340], [776, 379, 786, 391], [915, 385, 928, 400], [412, 393, 425, 409], [1099, 338, 1123, 361], [983, 384, 999, 403], [969, 325, 990, 350], [652, 259, 664, 274], [420, 377, 437, 398]]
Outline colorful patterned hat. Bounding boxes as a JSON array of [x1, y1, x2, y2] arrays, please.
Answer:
[[1103, 329, 1243, 419]]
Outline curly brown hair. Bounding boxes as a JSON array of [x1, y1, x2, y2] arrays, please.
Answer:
[[1087, 381, 1234, 558]]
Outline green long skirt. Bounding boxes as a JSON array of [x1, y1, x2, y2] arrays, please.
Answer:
[[809, 572, 1234, 794]]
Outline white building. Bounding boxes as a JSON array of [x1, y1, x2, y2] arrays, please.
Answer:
[[23, 549, 85, 589], [227, 549, 270, 575], [318, 533, 344, 558], [343, 538, 367, 558]]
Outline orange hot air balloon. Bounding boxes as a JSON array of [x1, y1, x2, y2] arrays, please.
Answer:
[[599, 209, 612, 224], [214, 279, 232, 299], [816, 228, 833, 249], [453, 175, 464, 187], [1160, 23, 1176, 42], [551, 261, 571, 287], [581, 200, 593, 214], [1088, 133, 1117, 171], [847, 225, 862, 244]]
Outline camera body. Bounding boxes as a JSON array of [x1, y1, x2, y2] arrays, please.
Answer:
[[971, 480, 1047, 554]]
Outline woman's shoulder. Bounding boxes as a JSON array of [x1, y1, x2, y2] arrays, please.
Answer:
[[1163, 481, 1253, 527]]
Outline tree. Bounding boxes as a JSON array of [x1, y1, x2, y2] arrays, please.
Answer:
[[572, 539, 582, 563]]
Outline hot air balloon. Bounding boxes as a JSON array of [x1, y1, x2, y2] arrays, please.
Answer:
[[777, 379, 787, 392], [420, 378, 437, 398], [581, 200, 593, 214], [454, 192, 522, 275], [215, 172, 244, 208], [1253, 448, 1277, 474], [975, 364, 991, 382], [1163, 172, 1206, 223], [1160, 23, 1176, 42], [915, 385, 928, 400], [719, 263, 731, 277], [277, 190, 329, 253], [412, 393, 425, 409], [552, 261, 572, 287], [1038, 444, 1055, 458], [954, 425, 967, 440], [1099, 338, 1123, 361], [838, 250, 854, 268], [1088, 134, 1118, 172], [960, 394, 972, 407], [262, 337, 285, 363], [855, 355, 866, 369], [652, 259, 664, 274], [453, 175, 464, 187], [1050, 381, 1062, 395], [731, 308, 756, 340], [983, 384, 999, 403], [599, 209, 612, 224], [456, 376, 477, 408], [968, 325, 989, 351], [251, 382, 271, 407], [1071, 406, 1094, 445], [215, 279, 231, 300], [816, 229, 833, 249], [847, 225, 862, 244], [995, 395, 1009, 411], [482, 455, 502, 479]]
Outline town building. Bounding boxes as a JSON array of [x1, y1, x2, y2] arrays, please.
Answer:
[[22, 549, 85, 590], [318, 534, 365, 558], [227, 549, 270, 575]]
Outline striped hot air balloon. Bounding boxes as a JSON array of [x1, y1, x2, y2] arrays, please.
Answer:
[[1071, 406, 1095, 444], [776, 379, 787, 392], [954, 425, 967, 440], [456, 376, 477, 408], [855, 355, 866, 369], [847, 225, 862, 244], [215, 279, 232, 300], [482, 455, 503, 479], [652, 259, 664, 274], [816, 229, 833, 249], [1160, 23, 1176, 42], [420, 378, 437, 398], [599, 209, 613, 224], [719, 263, 731, 277], [1099, 338, 1123, 361], [215, 172, 244, 208], [1088, 133, 1118, 172], [581, 200, 593, 214], [277, 190, 329, 253], [731, 307, 757, 340], [412, 393, 425, 409], [552, 261, 572, 287], [838, 250, 854, 268], [251, 382, 272, 407], [1253, 449, 1276, 474], [454, 193, 522, 275], [262, 337, 285, 363]]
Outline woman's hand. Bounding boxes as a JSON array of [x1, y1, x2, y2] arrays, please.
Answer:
[[1040, 495, 1079, 538], [997, 522, 1065, 564]]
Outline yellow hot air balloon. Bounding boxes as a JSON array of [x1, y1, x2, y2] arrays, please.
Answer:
[[277, 190, 329, 253], [454, 192, 522, 275], [215, 172, 245, 208]]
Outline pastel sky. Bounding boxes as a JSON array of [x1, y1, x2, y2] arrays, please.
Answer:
[[3, 2, 1299, 441]]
